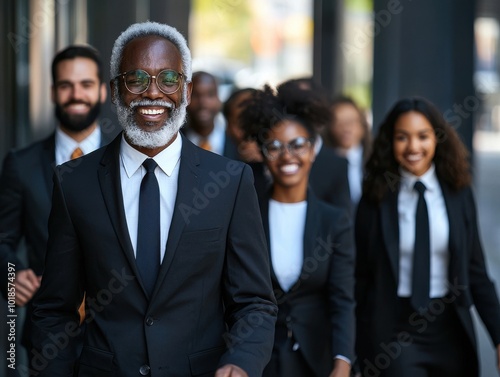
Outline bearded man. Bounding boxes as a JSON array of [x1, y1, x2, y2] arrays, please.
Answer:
[[0, 45, 109, 366], [31, 22, 276, 377]]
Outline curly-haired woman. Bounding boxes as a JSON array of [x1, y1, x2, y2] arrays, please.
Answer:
[[355, 97, 500, 376], [241, 84, 355, 377]]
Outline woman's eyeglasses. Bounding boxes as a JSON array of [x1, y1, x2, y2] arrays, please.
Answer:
[[262, 136, 314, 161]]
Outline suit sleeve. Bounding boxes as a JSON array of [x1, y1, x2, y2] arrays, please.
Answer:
[[465, 188, 500, 345], [218, 164, 278, 377], [30, 169, 85, 376], [353, 196, 376, 360], [328, 209, 356, 361], [0, 151, 27, 298], [333, 156, 353, 215]]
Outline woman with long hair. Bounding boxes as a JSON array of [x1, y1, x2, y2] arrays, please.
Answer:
[[324, 96, 372, 208], [355, 97, 500, 376]]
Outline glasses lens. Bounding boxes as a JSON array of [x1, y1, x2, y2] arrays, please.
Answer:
[[263, 140, 283, 160], [157, 70, 181, 94], [124, 70, 150, 94], [289, 137, 311, 156]]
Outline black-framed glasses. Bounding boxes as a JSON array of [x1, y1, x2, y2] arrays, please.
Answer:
[[114, 69, 185, 95], [262, 136, 314, 161]]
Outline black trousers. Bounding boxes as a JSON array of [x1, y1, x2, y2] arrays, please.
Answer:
[[383, 297, 477, 377], [263, 324, 316, 377]]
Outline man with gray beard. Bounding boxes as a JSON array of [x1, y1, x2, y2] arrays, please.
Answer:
[[31, 22, 276, 377]]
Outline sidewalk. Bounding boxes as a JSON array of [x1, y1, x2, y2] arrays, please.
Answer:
[[473, 131, 500, 377]]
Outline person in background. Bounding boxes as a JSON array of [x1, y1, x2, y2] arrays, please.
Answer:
[[276, 78, 352, 215], [241, 84, 355, 377], [31, 21, 276, 377], [324, 96, 371, 209], [184, 71, 227, 155], [222, 87, 262, 162], [0, 44, 109, 370], [355, 97, 500, 376]]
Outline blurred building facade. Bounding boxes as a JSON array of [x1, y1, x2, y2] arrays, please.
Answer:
[[1, 1, 500, 376], [2, 0, 500, 161]]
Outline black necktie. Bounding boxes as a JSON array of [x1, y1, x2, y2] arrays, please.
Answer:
[[136, 159, 160, 296], [411, 181, 430, 311]]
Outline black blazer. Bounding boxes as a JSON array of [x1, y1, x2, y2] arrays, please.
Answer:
[[355, 181, 500, 374], [222, 135, 240, 160], [31, 134, 277, 377], [259, 189, 355, 376], [0, 131, 111, 294], [308, 144, 351, 215]]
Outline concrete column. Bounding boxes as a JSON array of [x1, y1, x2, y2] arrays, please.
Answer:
[[372, 0, 476, 154]]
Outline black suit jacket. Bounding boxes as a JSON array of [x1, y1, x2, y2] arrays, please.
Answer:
[[222, 135, 240, 160], [259, 189, 355, 376], [354, 181, 500, 374], [309, 144, 351, 214], [0, 131, 111, 294], [31, 134, 277, 377]]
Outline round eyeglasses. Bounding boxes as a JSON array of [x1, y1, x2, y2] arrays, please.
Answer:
[[115, 69, 185, 95], [262, 136, 314, 161]]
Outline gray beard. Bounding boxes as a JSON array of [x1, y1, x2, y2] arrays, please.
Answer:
[[116, 88, 187, 149]]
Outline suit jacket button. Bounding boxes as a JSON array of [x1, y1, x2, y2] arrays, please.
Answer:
[[139, 364, 150, 375], [146, 317, 154, 326]]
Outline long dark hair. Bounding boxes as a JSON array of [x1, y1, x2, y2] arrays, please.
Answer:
[[363, 97, 471, 203]]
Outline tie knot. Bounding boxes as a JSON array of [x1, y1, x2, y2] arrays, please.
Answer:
[[142, 158, 158, 173], [414, 181, 426, 195], [70, 147, 84, 160]]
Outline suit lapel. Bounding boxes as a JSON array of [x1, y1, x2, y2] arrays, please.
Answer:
[[258, 192, 279, 284], [380, 189, 400, 283], [440, 182, 460, 277], [41, 134, 56, 200], [152, 136, 200, 297], [97, 134, 140, 283], [295, 189, 321, 289]]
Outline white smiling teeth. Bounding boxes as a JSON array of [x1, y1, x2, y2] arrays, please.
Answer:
[[407, 155, 422, 162], [139, 108, 165, 115], [281, 164, 299, 173]]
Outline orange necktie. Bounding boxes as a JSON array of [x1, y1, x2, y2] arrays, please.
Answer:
[[71, 147, 84, 160], [199, 139, 211, 151], [68, 147, 86, 322]]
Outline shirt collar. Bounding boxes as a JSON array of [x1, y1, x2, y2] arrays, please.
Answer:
[[120, 132, 183, 178], [55, 125, 101, 160], [400, 163, 439, 193], [345, 144, 363, 166]]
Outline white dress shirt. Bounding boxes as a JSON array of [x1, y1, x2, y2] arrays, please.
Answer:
[[185, 113, 226, 155], [269, 199, 307, 292], [344, 144, 363, 205], [119, 133, 182, 263], [397, 164, 450, 298], [55, 125, 101, 165], [313, 135, 323, 156]]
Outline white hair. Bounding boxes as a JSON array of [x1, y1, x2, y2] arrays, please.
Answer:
[[110, 21, 192, 81]]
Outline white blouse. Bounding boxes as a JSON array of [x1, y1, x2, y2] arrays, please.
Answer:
[[269, 199, 307, 292]]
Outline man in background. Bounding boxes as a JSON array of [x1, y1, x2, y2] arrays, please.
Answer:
[[0, 44, 110, 374], [184, 71, 228, 155]]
